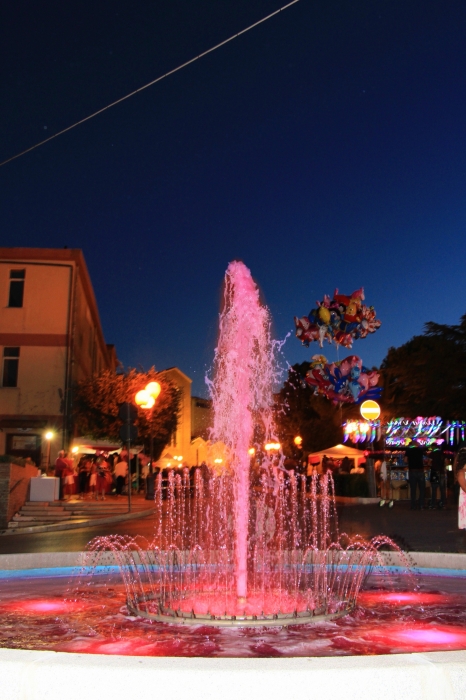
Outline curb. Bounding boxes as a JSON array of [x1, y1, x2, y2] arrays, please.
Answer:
[[335, 496, 380, 505], [0, 507, 155, 536]]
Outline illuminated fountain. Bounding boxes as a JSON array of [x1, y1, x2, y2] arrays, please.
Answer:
[[1, 262, 466, 675], [76, 261, 405, 627]]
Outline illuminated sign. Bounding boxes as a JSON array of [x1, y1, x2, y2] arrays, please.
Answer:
[[343, 420, 380, 444], [360, 400, 381, 421]]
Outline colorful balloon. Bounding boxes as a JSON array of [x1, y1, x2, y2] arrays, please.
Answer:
[[304, 355, 382, 405], [294, 288, 381, 349]]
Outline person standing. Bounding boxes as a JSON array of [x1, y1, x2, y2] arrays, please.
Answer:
[[89, 460, 97, 499], [77, 456, 91, 499], [406, 443, 426, 510], [454, 447, 466, 530], [429, 445, 447, 509], [54, 450, 67, 500], [63, 452, 76, 501], [95, 457, 110, 501], [114, 458, 128, 496]]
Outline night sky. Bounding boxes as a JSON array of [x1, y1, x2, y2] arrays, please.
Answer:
[[1, 1, 466, 396]]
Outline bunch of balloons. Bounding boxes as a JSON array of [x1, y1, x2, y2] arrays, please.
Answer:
[[294, 288, 381, 349], [304, 354, 382, 405]]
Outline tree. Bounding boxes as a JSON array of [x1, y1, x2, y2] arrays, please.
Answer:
[[380, 313, 466, 419], [275, 362, 343, 455], [73, 368, 181, 460]]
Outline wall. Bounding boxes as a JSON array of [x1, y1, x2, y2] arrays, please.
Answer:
[[160, 368, 193, 462], [0, 249, 116, 463], [191, 396, 212, 440], [0, 462, 39, 528]]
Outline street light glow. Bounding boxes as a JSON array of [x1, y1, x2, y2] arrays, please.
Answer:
[[264, 442, 281, 451], [145, 381, 161, 400], [135, 382, 161, 409], [45, 431, 53, 440]]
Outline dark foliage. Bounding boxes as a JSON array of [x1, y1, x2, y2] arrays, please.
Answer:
[[380, 313, 466, 418], [73, 368, 180, 460], [275, 362, 343, 455]]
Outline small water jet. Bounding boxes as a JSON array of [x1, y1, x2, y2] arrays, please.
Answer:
[[75, 262, 407, 627]]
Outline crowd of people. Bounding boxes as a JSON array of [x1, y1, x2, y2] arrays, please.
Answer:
[[52, 449, 150, 501], [373, 443, 466, 530], [49, 442, 466, 531]]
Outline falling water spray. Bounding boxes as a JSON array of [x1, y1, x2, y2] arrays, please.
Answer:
[[208, 261, 276, 600]]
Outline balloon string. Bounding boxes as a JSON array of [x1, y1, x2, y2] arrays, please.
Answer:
[[336, 344, 343, 428]]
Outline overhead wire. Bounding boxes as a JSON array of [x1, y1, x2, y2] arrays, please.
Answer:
[[0, 0, 301, 169]]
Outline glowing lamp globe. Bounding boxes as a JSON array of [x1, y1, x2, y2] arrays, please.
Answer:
[[135, 390, 149, 406], [145, 381, 161, 400], [135, 390, 155, 409], [294, 436, 303, 447], [360, 400, 380, 421], [264, 442, 281, 451]]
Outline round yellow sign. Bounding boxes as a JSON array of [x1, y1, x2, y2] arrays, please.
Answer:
[[360, 400, 381, 421]]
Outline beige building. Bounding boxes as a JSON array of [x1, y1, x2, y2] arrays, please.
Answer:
[[0, 248, 116, 467], [156, 368, 218, 468]]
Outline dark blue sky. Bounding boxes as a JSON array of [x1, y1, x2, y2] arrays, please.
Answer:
[[1, 1, 466, 396]]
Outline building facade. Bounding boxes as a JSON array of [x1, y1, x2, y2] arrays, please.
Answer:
[[0, 248, 116, 467], [156, 368, 217, 468]]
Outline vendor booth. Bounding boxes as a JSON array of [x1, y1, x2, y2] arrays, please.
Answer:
[[307, 444, 366, 470], [307, 444, 369, 497], [69, 438, 123, 456]]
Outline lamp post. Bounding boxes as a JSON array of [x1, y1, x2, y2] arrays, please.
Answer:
[[135, 381, 161, 495], [359, 401, 381, 498], [44, 431, 54, 473]]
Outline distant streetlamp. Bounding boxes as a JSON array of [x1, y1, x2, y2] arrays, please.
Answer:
[[44, 431, 54, 471], [293, 436, 303, 448], [135, 381, 162, 468], [264, 442, 281, 452]]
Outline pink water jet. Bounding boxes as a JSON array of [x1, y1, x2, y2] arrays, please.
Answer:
[[208, 261, 277, 600]]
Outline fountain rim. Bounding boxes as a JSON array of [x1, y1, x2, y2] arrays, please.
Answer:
[[2, 550, 466, 577], [1, 551, 466, 700], [126, 591, 354, 627]]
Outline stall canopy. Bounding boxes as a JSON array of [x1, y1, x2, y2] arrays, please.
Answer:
[[308, 444, 366, 466], [70, 438, 123, 455]]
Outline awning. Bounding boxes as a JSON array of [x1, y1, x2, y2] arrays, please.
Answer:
[[70, 438, 122, 455]]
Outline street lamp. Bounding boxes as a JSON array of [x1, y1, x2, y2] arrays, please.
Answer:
[[135, 380, 162, 473], [44, 431, 54, 472], [264, 442, 281, 452], [294, 436, 303, 447]]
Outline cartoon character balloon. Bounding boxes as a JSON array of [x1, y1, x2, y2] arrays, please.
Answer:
[[305, 355, 382, 405], [294, 288, 381, 349]]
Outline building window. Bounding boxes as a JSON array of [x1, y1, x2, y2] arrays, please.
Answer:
[[2, 347, 20, 387], [8, 269, 25, 307]]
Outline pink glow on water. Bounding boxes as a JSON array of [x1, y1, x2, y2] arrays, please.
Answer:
[[1, 598, 83, 615], [358, 591, 450, 607], [2, 574, 466, 656], [363, 623, 466, 651], [398, 628, 465, 644], [60, 638, 178, 657]]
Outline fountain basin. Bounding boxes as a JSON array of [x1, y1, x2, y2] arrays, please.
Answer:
[[1, 551, 466, 700]]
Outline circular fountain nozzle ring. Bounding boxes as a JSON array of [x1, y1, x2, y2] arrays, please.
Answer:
[[127, 593, 354, 628]]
